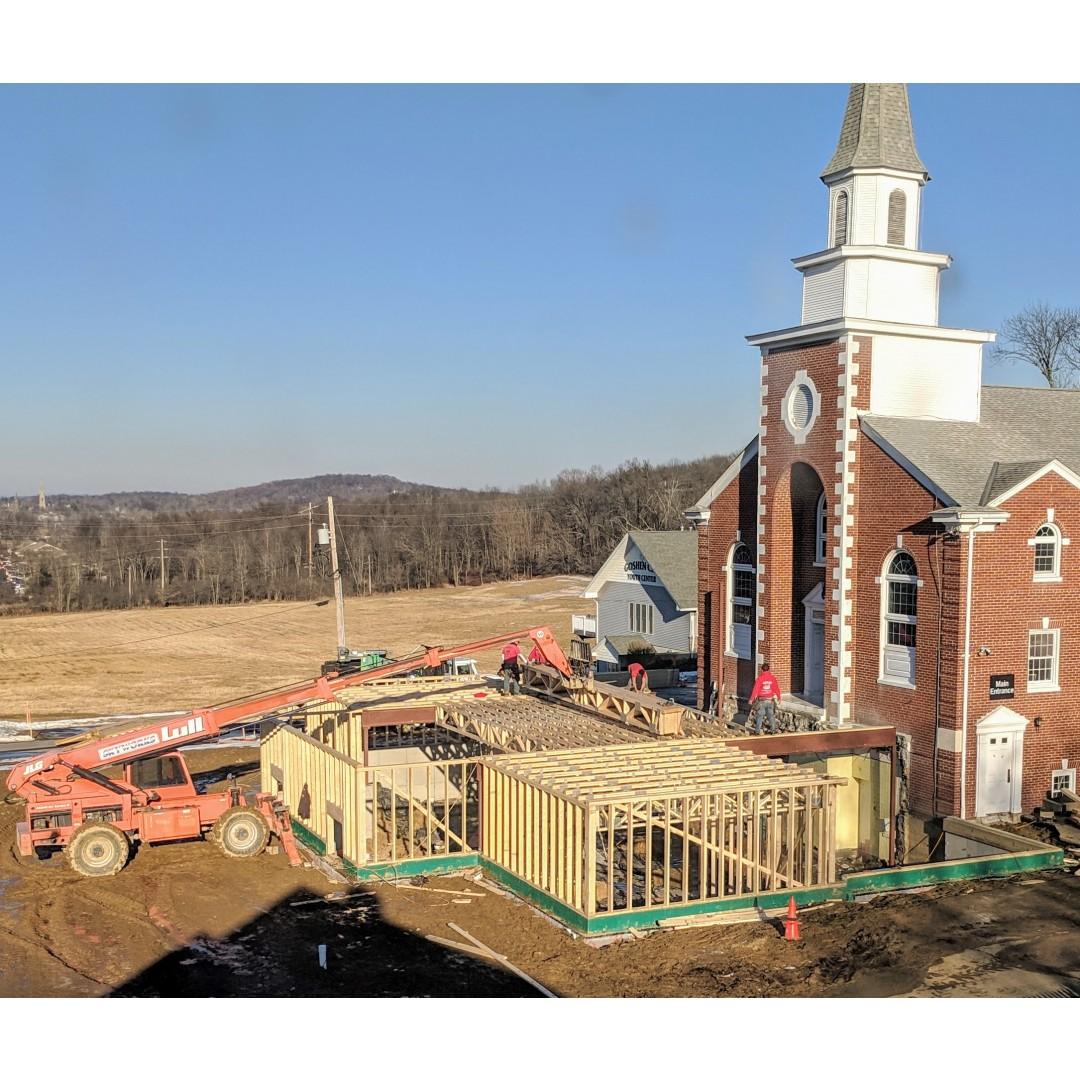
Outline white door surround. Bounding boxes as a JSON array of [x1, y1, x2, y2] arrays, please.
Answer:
[[975, 706, 1028, 818], [802, 583, 825, 706]]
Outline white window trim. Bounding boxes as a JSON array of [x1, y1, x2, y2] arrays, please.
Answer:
[[832, 188, 850, 247], [814, 490, 827, 567], [1027, 627, 1061, 693], [628, 601, 654, 638], [726, 543, 754, 660], [880, 549, 917, 689], [1028, 521, 1064, 582], [1052, 768, 1077, 795]]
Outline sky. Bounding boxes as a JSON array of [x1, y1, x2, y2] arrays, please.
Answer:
[[3, 83, 1080, 496]]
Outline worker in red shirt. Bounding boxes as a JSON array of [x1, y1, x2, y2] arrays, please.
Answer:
[[627, 661, 649, 693], [500, 641, 522, 696], [748, 661, 781, 735]]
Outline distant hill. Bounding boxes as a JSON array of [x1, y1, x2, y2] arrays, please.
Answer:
[[9, 473, 443, 516]]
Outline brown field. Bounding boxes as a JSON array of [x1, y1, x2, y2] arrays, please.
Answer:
[[0, 576, 588, 721]]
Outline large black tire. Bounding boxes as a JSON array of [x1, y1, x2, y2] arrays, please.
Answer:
[[213, 806, 270, 859], [66, 822, 130, 877]]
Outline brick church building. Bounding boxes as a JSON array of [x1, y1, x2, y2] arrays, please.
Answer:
[[689, 84, 1080, 823]]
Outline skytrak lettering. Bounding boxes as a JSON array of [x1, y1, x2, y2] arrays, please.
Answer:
[[97, 715, 205, 762]]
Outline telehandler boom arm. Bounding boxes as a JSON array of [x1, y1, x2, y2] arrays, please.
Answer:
[[7, 625, 570, 798]]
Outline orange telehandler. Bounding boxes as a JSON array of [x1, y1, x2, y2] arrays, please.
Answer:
[[6, 626, 571, 877]]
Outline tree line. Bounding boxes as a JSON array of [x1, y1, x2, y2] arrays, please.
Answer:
[[0, 454, 733, 614]]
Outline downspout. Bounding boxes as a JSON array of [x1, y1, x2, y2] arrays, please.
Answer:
[[960, 526, 975, 820]]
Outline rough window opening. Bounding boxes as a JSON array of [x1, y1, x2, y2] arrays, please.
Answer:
[[728, 542, 754, 659], [887, 189, 906, 246], [881, 550, 918, 687]]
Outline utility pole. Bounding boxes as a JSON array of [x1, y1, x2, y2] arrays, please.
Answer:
[[307, 502, 314, 579], [159, 539, 167, 605], [326, 496, 346, 655]]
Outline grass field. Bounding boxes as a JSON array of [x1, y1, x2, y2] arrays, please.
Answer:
[[0, 576, 588, 721]]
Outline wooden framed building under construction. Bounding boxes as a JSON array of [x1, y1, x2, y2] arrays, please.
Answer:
[[259, 678, 850, 933], [481, 741, 844, 920]]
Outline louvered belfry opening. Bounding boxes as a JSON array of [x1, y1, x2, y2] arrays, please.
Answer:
[[833, 190, 848, 246], [887, 188, 906, 245]]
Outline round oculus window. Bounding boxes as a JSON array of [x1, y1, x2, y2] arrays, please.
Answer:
[[788, 383, 815, 430]]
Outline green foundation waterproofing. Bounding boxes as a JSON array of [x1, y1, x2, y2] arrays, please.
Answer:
[[290, 827, 1062, 936]]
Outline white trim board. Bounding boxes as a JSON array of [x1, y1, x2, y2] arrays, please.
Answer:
[[686, 437, 759, 518], [988, 459, 1080, 508]]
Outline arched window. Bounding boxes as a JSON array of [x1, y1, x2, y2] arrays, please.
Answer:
[[1032, 523, 1062, 580], [727, 543, 754, 660], [887, 189, 906, 246], [814, 491, 827, 566], [881, 550, 918, 687], [833, 190, 849, 246]]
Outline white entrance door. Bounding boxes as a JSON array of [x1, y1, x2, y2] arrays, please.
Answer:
[[802, 583, 825, 706], [975, 706, 1028, 818]]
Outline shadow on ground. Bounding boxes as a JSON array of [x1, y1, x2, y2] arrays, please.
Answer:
[[112, 884, 544, 997]]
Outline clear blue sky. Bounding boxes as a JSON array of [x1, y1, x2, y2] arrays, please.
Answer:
[[3, 83, 1079, 495]]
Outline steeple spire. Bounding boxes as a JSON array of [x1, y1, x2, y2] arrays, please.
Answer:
[[821, 84, 928, 181]]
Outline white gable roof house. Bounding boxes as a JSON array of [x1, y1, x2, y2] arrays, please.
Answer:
[[580, 530, 697, 670]]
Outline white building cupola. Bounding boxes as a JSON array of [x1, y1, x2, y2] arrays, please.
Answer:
[[797, 83, 950, 329], [747, 83, 996, 426]]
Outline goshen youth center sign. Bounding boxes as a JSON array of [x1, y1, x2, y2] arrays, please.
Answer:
[[989, 674, 1015, 700], [624, 559, 657, 585]]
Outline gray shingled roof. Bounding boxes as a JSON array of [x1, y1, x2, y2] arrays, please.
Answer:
[[822, 83, 928, 179], [601, 634, 685, 658], [628, 530, 697, 610], [861, 386, 1080, 509]]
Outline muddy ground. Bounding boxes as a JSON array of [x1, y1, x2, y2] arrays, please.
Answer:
[[3, 749, 1080, 997]]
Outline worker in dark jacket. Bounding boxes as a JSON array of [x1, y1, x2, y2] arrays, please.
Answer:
[[748, 661, 781, 734]]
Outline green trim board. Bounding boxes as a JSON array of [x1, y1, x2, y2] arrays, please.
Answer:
[[342, 853, 479, 882], [844, 848, 1062, 894], [290, 830, 1062, 936]]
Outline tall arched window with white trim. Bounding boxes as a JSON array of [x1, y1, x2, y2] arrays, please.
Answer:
[[727, 543, 754, 660], [881, 550, 918, 687], [814, 491, 827, 566], [1032, 523, 1062, 580], [833, 190, 849, 246]]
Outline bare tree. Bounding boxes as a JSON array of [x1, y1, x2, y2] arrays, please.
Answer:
[[995, 303, 1080, 388]]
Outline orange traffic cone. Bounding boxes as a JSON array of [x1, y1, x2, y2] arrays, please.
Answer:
[[783, 896, 801, 941]]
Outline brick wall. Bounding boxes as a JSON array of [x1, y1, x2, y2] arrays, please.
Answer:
[[695, 454, 758, 710], [848, 432, 952, 817], [758, 338, 846, 715], [965, 472, 1080, 814]]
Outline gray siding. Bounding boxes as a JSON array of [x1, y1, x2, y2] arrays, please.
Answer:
[[596, 580, 693, 654]]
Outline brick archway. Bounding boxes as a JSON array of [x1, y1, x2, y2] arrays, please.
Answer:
[[762, 461, 827, 703]]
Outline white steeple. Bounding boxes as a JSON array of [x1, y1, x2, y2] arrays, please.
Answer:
[[798, 83, 949, 328], [748, 84, 996, 425]]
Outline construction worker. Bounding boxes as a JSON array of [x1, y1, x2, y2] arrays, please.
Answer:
[[627, 661, 649, 693], [500, 640, 523, 696], [748, 661, 781, 735]]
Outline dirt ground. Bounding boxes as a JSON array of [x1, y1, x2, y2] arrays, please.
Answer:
[[0, 576, 588, 720], [3, 748, 1079, 998]]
